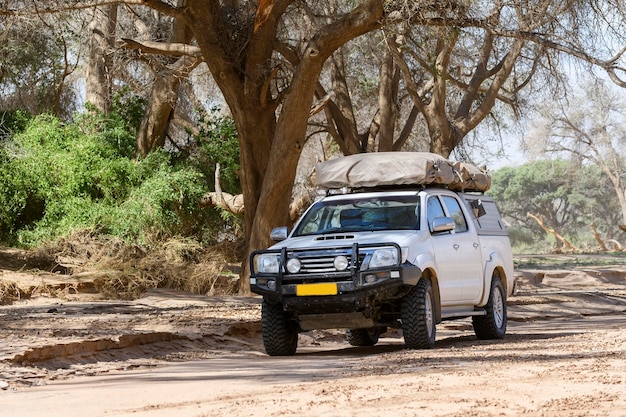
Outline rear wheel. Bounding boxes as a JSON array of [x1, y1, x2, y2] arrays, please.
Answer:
[[401, 278, 436, 349], [472, 276, 507, 340], [261, 299, 298, 356], [346, 327, 385, 347]]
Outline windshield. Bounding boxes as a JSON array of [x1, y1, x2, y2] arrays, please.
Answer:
[[293, 195, 420, 236]]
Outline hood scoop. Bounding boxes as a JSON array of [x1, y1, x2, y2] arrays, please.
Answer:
[[315, 234, 355, 241]]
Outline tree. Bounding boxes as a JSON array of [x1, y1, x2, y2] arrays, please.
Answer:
[[85, 5, 117, 114], [3, 1, 626, 291], [489, 160, 621, 250], [384, 0, 626, 157], [130, 0, 203, 156], [525, 80, 626, 228], [0, 13, 79, 117]]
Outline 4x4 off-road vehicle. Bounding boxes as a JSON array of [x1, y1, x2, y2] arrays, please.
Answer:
[[250, 152, 514, 356]]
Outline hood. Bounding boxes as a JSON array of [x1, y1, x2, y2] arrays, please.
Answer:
[[269, 230, 421, 251]]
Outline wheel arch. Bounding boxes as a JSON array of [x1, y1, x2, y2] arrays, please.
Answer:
[[493, 266, 507, 294], [481, 251, 514, 306], [421, 268, 442, 323]]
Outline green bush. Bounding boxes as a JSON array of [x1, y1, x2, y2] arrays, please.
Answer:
[[191, 107, 241, 194], [0, 106, 235, 247], [0, 109, 32, 139]]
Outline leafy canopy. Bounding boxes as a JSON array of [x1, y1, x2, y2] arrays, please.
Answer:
[[488, 160, 621, 252]]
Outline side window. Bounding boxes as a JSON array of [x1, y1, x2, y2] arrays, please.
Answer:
[[442, 196, 468, 233], [427, 196, 446, 232]]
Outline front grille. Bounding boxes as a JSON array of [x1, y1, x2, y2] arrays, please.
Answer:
[[300, 256, 339, 273], [287, 251, 366, 275]]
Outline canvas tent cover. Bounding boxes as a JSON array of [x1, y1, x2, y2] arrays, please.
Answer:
[[315, 152, 491, 192]]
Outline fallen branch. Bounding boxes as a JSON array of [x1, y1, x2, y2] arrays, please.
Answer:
[[605, 239, 623, 251], [201, 164, 244, 215], [527, 212, 580, 252]]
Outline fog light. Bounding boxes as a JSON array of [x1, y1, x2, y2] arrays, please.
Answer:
[[364, 274, 376, 284], [334, 255, 349, 271], [286, 258, 301, 273], [266, 280, 276, 291]]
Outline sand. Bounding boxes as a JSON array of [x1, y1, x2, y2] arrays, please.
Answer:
[[0, 250, 625, 417]]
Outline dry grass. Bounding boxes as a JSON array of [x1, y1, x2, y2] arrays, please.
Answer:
[[31, 230, 244, 300], [0, 280, 22, 303]]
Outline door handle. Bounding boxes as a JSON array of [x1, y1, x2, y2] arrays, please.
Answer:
[[453, 244, 459, 250], [473, 242, 480, 248]]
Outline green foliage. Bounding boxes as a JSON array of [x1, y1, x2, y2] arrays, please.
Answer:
[[488, 159, 622, 252], [0, 20, 73, 115], [0, 110, 32, 139], [111, 87, 148, 134], [191, 107, 241, 195], [0, 108, 219, 247]]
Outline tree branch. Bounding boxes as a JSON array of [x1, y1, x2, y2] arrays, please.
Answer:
[[490, 29, 626, 88], [120, 39, 203, 58], [527, 212, 579, 252], [0, 0, 184, 18]]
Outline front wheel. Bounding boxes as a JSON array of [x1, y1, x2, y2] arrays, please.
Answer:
[[401, 278, 436, 349], [261, 299, 298, 356], [472, 276, 507, 340]]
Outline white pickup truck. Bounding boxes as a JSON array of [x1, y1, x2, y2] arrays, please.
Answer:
[[250, 153, 514, 356]]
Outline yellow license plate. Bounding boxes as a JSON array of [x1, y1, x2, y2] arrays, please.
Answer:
[[296, 283, 338, 296]]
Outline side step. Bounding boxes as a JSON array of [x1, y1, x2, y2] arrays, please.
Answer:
[[441, 309, 486, 320]]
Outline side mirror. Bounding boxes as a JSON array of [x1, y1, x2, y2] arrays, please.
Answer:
[[270, 226, 289, 241], [431, 217, 455, 233]]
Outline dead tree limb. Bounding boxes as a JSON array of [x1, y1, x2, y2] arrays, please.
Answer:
[[201, 164, 245, 215], [605, 239, 623, 251], [310, 91, 335, 117], [527, 212, 580, 252], [590, 223, 609, 251]]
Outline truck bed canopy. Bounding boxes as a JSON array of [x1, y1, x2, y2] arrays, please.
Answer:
[[315, 152, 491, 192]]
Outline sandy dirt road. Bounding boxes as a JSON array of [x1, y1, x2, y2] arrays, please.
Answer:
[[1, 257, 625, 417]]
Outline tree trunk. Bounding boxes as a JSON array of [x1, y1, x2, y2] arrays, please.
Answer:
[[377, 38, 398, 152], [424, 106, 457, 157], [605, 172, 626, 227], [326, 50, 362, 155], [591, 223, 609, 251], [235, 106, 275, 295], [136, 0, 194, 157], [615, 184, 626, 225], [85, 5, 117, 114], [136, 56, 198, 157]]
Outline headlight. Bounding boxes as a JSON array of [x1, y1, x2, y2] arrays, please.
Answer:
[[256, 254, 280, 273], [369, 248, 399, 268], [333, 255, 349, 271], [286, 258, 301, 273]]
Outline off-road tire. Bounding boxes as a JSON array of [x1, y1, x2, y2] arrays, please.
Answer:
[[401, 278, 436, 349], [346, 327, 384, 347], [261, 299, 298, 356], [472, 276, 507, 340]]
